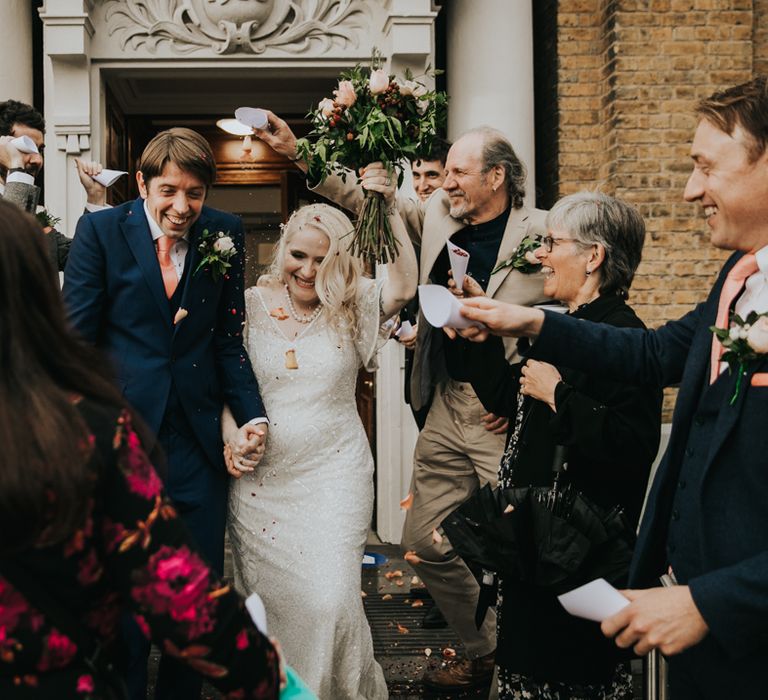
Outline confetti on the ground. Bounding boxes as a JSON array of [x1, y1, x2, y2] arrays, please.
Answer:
[[404, 550, 421, 565]]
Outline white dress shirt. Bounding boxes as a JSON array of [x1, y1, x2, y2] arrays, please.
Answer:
[[734, 244, 768, 319]]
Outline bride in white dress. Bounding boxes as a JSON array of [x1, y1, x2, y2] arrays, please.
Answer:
[[224, 195, 417, 699]]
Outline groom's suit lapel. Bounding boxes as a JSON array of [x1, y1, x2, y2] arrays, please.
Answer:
[[122, 197, 173, 326]]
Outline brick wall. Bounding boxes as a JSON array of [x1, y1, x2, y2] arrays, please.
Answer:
[[755, 0, 768, 72], [552, 0, 760, 417]]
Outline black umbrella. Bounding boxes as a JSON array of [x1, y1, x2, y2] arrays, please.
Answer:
[[440, 447, 636, 596]]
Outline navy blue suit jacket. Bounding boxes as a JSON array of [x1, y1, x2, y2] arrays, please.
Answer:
[[531, 252, 768, 663], [63, 197, 264, 472]]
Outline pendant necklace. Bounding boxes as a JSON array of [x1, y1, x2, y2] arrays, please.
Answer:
[[283, 284, 322, 370]]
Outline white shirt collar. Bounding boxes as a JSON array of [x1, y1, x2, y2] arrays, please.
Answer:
[[753, 244, 768, 279], [143, 199, 188, 244]]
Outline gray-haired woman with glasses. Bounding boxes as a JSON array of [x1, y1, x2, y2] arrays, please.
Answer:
[[456, 191, 663, 699]]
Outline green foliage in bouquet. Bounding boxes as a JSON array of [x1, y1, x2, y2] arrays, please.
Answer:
[[295, 51, 448, 264]]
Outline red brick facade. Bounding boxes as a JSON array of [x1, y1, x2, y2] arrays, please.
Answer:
[[542, 0, 762, 415]]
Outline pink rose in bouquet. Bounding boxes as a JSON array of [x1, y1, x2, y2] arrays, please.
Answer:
[[334, 80, 357, 107]]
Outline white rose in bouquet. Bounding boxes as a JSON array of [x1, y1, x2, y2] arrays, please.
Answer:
[[369, 68, 390, 95], [318, 98, 335, 119]]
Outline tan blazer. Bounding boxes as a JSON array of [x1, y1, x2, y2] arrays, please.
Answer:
[[313, 176, 548, 410]]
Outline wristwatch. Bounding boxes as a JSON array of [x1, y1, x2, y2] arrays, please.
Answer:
[[7, 167, 27, 174]]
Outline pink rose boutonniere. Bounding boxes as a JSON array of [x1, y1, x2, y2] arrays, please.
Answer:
[[710, 310, 768, 404]]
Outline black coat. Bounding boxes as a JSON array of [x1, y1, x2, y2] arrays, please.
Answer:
[[465, 294, 662, 683], [532, 253, 768, 696]]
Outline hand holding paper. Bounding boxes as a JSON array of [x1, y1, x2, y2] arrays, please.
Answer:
[[446, 242, 470, 292], [92, 169, 127, 188], [418, 284, 485, 330], [10, 135, 39, 154], [557, 578, 630, 622], [235, 107, 269, 131]]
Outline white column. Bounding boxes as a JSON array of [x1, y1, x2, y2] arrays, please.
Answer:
[[446, 0, 536, 205], [0, 1, 34, 104], [39, 0, 95, 237], [375, 0, 438, 544]]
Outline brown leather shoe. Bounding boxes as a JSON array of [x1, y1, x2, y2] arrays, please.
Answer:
[[422, 649, 495, 690]]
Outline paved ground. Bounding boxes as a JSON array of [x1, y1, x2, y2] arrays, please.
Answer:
[[148, 540, 644, 699]]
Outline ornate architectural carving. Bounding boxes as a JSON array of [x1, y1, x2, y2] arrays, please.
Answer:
[[103, 0, 371, 55]]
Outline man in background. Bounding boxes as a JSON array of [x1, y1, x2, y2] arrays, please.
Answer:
[[0, 99, 107, 270]]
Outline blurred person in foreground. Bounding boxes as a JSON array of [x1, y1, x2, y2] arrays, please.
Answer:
[[0, 199, 281, 699], [453, 77, 768, 699], [450, 191, 662, 699]]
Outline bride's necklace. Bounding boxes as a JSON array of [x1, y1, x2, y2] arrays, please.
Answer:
[[282, 284, 322, 370], [284, 284, 322, 324]]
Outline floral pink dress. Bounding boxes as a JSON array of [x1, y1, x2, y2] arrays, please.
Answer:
[[0, 397, 280, 699]]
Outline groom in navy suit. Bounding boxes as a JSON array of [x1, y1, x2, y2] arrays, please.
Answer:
[[456, 77, 768, 699], [63, 127, 266, 700]]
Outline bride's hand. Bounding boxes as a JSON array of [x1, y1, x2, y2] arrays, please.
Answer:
[[226, 424, 268, 477]]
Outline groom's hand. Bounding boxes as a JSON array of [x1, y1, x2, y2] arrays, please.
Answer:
[[225, 423, 269, 478]]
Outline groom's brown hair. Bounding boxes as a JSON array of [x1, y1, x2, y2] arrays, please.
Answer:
[[138, 127, 217, 189]]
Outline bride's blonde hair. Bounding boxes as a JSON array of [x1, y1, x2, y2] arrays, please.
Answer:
[[269, 203, 363, 334]]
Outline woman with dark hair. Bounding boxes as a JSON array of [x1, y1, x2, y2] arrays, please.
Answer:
[[0, 199, 281, 698], [456, 191, 663, 699]]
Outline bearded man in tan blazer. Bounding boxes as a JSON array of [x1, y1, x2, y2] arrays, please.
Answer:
[[256, 116, 547, 693]]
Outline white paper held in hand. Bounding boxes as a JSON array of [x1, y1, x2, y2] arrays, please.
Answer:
[[244, 592, 269, 635], [395, 320, 413, 338], [557, 578, 630, 622], [92, 169, 127, 188], [446, 241, 470, 291], [10, 135, 39, 154], [235, 107, 269, 131], [418, 284, 485, 330]]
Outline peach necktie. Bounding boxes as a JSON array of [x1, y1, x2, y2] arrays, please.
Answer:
[[156, 235, 179, 299], [709, 253, 759, 384]]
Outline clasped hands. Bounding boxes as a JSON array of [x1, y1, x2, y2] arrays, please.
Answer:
[[224, 423, 268, 479]]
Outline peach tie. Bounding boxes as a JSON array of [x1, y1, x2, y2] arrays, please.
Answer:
[[709, 253, 759, 384], [156, 235, 179, 299]]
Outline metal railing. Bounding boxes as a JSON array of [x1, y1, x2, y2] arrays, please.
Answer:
[[644, 650, 669, 700]]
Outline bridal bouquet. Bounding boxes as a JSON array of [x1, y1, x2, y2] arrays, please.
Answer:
[[295, 52, 448, 264]]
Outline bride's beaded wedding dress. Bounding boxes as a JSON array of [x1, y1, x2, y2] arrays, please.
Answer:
[[228, 280, 388, 699]]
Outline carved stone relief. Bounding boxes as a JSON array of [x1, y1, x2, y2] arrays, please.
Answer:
[[103, 0, 372, 55]]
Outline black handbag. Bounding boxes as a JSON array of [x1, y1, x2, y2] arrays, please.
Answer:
[[0, 557, 129, 700]]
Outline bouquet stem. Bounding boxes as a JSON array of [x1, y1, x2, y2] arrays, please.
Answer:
[[349, 190, 401, 266]]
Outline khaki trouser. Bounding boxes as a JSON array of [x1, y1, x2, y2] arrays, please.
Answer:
[[401, 379, 505, 658]]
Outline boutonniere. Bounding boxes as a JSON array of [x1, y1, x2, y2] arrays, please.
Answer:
[[710, 311, 768, 404], [491, 235, 542, 275], [194, 229, 237, 282], [35, 208, 61, 233]]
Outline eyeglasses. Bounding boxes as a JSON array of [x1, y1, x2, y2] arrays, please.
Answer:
[[540, 235, 592, 253]]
